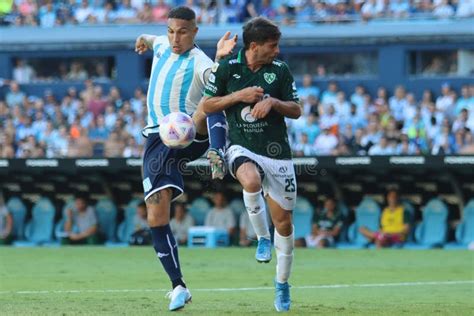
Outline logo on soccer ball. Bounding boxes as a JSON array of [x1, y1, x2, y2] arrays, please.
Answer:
[[159, 112, 196, 149], [241, 106, 256, 123], [264, 73, 276, 84]]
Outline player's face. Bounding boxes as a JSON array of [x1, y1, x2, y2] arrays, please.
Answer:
[[167, 18, 198, 54], [255, 39, 280, 64]]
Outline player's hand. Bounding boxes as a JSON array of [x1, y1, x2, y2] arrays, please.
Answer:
[[135, 36, 149, 55], [216, 31, 238, 60], [236, 86, 264, 104], [69, 233, 81, 241], [251, 97, 274, 119]]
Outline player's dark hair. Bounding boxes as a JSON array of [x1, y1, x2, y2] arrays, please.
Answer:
[[168, 6, 196, 21], [243, 17, 281, 50], [138, 201, 146, 209]]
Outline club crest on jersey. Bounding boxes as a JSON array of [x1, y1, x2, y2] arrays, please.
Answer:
[[264, 73, 276, 84]]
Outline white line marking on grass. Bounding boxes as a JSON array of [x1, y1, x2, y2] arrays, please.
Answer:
[[1, 280, 472, 295]]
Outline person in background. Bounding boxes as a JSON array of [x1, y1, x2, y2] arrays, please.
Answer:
[[359, 189, 410, 248], [301, 197, 342, 248], [170, 202, 194, 246], [205, 191, 236, 237], [62, 195, 98, 245], [0, 199, 13, 245], [129, 202, 151, 245]]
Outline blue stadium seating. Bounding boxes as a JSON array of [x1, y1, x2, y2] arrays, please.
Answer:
[[14, 197, 56, 247], [337, 197, 381, 249], [6, 197, 27, 240], [293, 196, 314, 239], [116, 198, 141, 245], [229, 198, 246, 219], [189, 197, 211, 226], [95, 198, 117, 242], [404, 198, 448, 249], [401, 199, 416, 242], [445, 199, 474, 249]]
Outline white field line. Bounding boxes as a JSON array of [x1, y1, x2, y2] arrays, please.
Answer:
[[0, 280, 472, 295]]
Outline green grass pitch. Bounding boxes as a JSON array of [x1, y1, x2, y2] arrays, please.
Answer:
[[1, 247, 473, 315]]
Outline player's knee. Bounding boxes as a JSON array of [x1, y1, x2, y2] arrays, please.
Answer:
[[274, 214, 292, 236], [238, 171, 261, 192]]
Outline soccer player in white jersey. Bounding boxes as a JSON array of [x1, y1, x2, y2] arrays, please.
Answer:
[[134, 6, 236, 311]]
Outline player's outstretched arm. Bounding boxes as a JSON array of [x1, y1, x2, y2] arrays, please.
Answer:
[[251, 97, 301, 119], [215, 31, 238, 62], [202, 86, 264, 113], [135, 34, 157, 55]]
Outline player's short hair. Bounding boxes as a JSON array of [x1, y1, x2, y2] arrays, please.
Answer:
[[243, 17, 281, 50], [168, 6, 196, 21]]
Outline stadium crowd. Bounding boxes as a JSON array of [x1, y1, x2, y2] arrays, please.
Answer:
[[0, 77, 473, 158], [0, 0, 473, 27]]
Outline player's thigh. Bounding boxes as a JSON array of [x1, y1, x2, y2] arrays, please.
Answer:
[[146, 187, 173, 226], [266, 195, 293, 236], [261, 158, 297, 212]]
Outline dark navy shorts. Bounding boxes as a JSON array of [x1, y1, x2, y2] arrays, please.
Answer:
[[142, 133, 209, 202]]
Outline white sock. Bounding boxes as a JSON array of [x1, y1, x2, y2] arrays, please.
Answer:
[[243, 189, 270, 240], [274, 226, 294, 284]]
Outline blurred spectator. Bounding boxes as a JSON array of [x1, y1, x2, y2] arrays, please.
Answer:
[[433, 0, 454, 18], [321, 81, 339, 106], [152, 0, 170, 23], [6, 81, 25, 107], [13, 59, 35, 84], [62, 196, 98, 245], [314, 126, 338, 155], [205, 192, 236, 236], [298, 74, 320, 104], [170, 202, 194, 245], [389, 85, 408, 124], [0, 200, 13, 245], [456, 0, 474, 17], [75, 0, 93, 23], [129, 202, 151, 245], [436, 83, 455, 116], [368, 135, 396, 155], [104, 130, 125, 157], [298, 197, 342, 248], [67, 61, 89, 81], [39, 1, 56, 28], [88, 86, 108, 118], [359, 189, 410, 248]]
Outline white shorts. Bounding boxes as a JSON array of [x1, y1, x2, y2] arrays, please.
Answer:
[[226, 145, 297, 211]]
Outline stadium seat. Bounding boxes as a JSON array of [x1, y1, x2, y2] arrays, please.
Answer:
[[14, 197, 56, 247], [6, 197, 27, 241], [336, 200, 350, 242], [116, 198, 141, 245], [189, 197, 211, 226], [187, 226, 229, 248], [293, 196, 314, 239], [337, 197, 381, 249], [445, 199, 474, 249], [401, 199, 416, 242], [229, 198, 246, 219], [95, 198, 117, 242], [404, 198, 448, 249]]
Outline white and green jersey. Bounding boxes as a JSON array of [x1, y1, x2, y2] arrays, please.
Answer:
[[204, 49, 299, 160], [143, 36, 214, 136]]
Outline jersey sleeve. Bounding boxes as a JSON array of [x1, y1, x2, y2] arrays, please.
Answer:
[[195, 52, 214, 86], [152, 35, 167, 52], [204, 60, 229, 97], [280, 63, 300, 103]]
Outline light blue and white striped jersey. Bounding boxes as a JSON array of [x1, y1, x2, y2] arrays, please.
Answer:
[[142, 35, 214, 136]]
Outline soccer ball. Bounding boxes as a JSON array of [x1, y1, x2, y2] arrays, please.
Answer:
[[159, 112, 196, 149]]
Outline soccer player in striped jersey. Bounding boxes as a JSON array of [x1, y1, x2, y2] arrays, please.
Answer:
[[134, 6, 236, 311]]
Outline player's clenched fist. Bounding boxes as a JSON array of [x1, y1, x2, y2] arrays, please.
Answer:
[[251, 97, 274, 119], [236, 86, 264, 104], [135, 36, 149, 55]]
